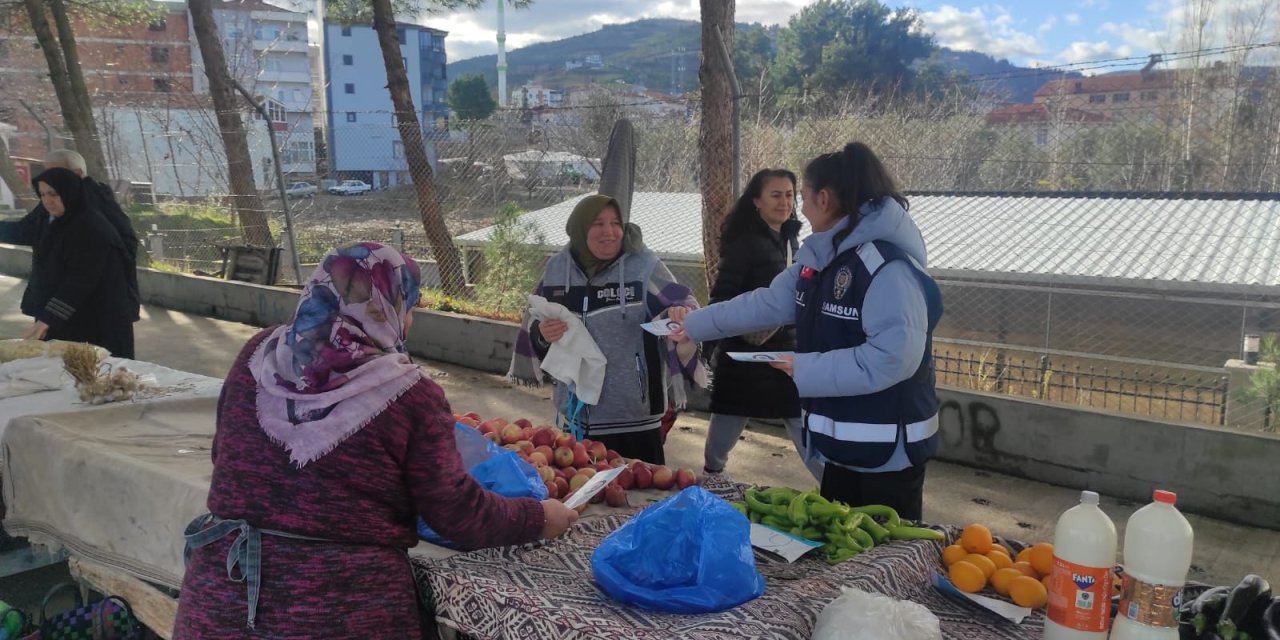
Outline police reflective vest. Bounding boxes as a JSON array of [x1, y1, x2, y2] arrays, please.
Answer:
[[794, 240, 944, 470]]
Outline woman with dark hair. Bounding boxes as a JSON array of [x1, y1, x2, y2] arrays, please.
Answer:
[[702, 169, 822, 480], [20, 167, 135, 357], [671, 143, 943, 519]]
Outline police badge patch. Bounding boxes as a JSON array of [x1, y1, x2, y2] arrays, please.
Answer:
[[833, 266, 853, 300]]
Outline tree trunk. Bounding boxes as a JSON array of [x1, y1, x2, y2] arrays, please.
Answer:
[[698, 0, 735, 291], [0, 135, 34, 209], [188, 0, 273, 246], [23, 0, 87, 158], [370, 0, 465, 296], [48, 0, 107, 179]]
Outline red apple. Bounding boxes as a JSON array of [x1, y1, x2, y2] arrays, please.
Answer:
[[503, 444, 521, 452], [611, 458, 629, 468], [652, 466, 675, 490], [531, 428, 556, 448], [595, 460, 613, 472], [554, 447, 575, 469], [484, 431, 502, 445], [616, 467, 635, 490], [632, 464, 653, 490], [500, 424, 523, 445], [605, 449, 621, 461], [533, 445, 554, 462], [521, 427, 535, 442], [604, 482, 627, 507], [568, 473, 590, 493], [515, 440, 534, 454], [544, 480, 559, 499], [576, 467, 597, 480], [514, 417, 534, 430], [572, 444, 590, 468], [481, 417, 508, 432], [529, 452, 549, 467], [554, 432, 576, 450], [536, 465, 555, 484], [675, 468, 697, 489], [553, 477, 569, 497], [464, 417, 483, 429], [463, 411, 482, 421], [587, 441, 607, 463]]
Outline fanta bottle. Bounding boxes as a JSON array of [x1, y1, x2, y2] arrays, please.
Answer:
[[1045, 490, 1117, 640]]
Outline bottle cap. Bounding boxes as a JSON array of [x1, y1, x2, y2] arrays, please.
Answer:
[[1080, 490, 1099, 505], [1153, 490, 1177, 505]]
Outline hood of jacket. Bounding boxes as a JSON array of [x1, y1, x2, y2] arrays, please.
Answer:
[[795, 197, 927, 271]]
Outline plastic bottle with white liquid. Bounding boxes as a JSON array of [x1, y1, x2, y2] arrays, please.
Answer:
[[1108, 490, 1194, 640], [1044, 490, 1117, 640]]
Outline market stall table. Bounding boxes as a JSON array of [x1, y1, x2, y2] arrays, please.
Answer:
[[410, 476, 1046, 640]]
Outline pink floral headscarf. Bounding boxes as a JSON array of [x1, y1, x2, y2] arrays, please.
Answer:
[[249, 242, 424, 467]]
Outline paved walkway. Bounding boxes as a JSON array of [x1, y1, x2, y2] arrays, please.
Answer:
[[0, 274, 1274, 597]]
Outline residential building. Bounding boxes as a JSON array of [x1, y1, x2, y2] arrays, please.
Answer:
[[189, 0, 317, 176], [0, 4, 196, 160], [510, 84, 563, 109], [984, 103, 1110, 149], [323, 21, 447, 188]]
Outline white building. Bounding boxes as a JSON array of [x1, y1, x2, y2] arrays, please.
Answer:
[[510, 84, 563, 109], [323, 21, 448, 188], [189, 0, 317, 176]]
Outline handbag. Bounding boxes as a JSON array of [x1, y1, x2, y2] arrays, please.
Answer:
[[24, 583, 143, 640]]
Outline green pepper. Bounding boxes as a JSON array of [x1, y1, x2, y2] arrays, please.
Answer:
[[808, 500, 851, 522], [790, 526, 824, 541], [748, 510, 762, 524], [761, 486, 801, 502], [761, 515, 792, 530], [744, 488, 776, 515], [857, 514, 892, 544], [824, 530, 865, 552], [729, 501, 748, 517], [788, 491, 812, 527], [887, 524, 945, 542], [850, 505, 902, 529], [824, 547, 860, 565], [849, 527, 876, 550]]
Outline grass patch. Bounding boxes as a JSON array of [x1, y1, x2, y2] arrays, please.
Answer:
[[418, 288, 521, 323]]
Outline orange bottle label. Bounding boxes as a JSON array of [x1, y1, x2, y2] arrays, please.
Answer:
[[1046, 556, 1113, 632]]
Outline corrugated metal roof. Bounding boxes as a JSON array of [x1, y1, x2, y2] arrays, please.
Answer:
[[455, 192, 1280, 290]]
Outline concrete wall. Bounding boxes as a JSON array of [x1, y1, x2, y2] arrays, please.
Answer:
[[935, 387, 1280, 530]]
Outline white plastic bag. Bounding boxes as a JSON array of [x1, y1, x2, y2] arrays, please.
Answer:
[[812, 587, 942, 640]]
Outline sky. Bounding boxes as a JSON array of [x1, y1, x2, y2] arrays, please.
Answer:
[[420, 0, 1279, 72]]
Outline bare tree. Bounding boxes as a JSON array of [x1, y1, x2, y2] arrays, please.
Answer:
[[188, 0, 273, 246], [369, 0, 465, 295], [698, 0, 735, 291]]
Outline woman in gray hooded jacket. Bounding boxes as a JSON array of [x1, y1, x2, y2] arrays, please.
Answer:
[[510, 194, 705, 464]]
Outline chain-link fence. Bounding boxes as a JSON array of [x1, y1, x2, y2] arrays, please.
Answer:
[[64, 51, 1279, 433]]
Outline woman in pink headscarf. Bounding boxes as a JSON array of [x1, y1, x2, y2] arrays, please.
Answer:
[[174, 243, 577, 639]]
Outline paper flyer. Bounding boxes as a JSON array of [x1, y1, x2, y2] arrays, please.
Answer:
[[931, 572, 1033, 624], [562, 466, 626, 509], [726, 351, 795, 363], [749, 523, 824, 563], [640, 320, 682, 336]]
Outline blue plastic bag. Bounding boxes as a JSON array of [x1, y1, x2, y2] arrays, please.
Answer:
[[591, 486, 765, 614], [417, 423, 548, 548]]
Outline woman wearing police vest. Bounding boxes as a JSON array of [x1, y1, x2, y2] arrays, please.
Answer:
[[671, 142, 943, 519]]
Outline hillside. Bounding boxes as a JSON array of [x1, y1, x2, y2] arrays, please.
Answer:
[[445, 18, 1067, 102]]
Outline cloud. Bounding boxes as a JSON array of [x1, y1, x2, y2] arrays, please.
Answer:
[[1056, 40, 1134, 64], [1065, 13, 1082, 25], [1038, 16, 1058, 34], [918, 4, 1043, 61]]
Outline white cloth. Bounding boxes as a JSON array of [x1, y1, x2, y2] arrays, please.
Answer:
[[527, 294, 607, 405]]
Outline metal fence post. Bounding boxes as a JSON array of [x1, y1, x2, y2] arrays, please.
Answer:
[[391, 224, 405, 251], [148, 225, 165, 261]]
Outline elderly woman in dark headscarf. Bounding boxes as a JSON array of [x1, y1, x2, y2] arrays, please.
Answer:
[[20, 167, 135, 358], [510, 194, 706, 464]]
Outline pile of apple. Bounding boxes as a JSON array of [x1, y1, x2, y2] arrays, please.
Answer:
[[454, 412, 696, 509]]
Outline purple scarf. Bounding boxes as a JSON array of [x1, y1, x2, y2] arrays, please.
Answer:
[[249, 242, 424, 467]]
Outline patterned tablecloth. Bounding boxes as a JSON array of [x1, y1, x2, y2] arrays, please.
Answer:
[[412, 477, 1045, 640]]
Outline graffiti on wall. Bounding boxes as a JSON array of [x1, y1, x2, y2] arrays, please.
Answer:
[[938, 398, 1002, 454]]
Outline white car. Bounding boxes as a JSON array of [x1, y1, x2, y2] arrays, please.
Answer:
[[328, 180, 372, 196], [284, 182, 317, 198]]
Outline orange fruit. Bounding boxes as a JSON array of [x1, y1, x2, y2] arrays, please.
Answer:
[[1011, 561, 1038, 578], [1010, 575, 1048, 608], [942, 544, 968, 567], [1043, 575, 1053, 591], [963, 553, 998, 579], [1016, 547, 1034, 564], [993, 544, 1013, 557], [1028, 543, 1055, 577], [949, 561, 987, 593], [960, 524, 994, 554], [991, 567, 1023, 596], [987, 550, 1014, 570]]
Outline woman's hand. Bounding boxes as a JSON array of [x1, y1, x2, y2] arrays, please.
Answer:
[[538, 319, 569, 343], [667, 306, 690, 324], [540, 499, 580, 539], [21, 321, 48, 341], [769, 355, 795, 377], [666, 306, 690, 343]]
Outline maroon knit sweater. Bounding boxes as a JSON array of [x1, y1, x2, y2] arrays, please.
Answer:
[[174, 330, 544, 639]]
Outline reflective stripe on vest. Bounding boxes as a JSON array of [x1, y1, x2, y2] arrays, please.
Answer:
[[805, 413, 939, 444]]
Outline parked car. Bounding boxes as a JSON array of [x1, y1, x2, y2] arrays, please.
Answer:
[[284, 182, 317, 198], [328, 180, 372, 196]]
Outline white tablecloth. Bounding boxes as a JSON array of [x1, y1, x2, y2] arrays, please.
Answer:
[[0, 357, 222, 589]]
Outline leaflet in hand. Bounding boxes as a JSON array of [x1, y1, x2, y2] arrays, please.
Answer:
[[726, 351, 795, 363], [563, 466, 626, 509], [640, 320, 682, 336]]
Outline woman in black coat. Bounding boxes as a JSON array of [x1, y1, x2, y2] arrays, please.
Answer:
[[20, 168, 136, 358], [703, 168, 822, 480]]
